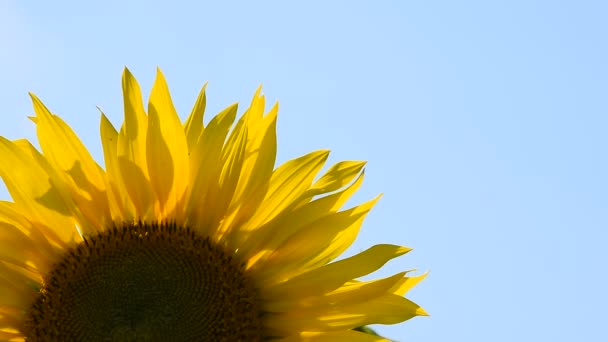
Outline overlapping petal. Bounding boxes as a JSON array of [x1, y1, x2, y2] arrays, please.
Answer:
[[147, 68, 190, 217], [183, 83, 207, 152], [254, 196, 381, 283], [117, 68, 154, 219], [265, 294, 425, 334], [30, 96, 112, 233], [100, 113, 133, 221], [265, 244, 411, 299], [0, 137, 80, 243]]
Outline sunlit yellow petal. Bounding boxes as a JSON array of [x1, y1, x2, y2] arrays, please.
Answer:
[[0, 223, 41, 271], [183, 83, 207, 152], [265, 272, 406, 312], [266, 244, 411, 299], [0, 137, 78, 243], [147, 68, 189, 216], [100, 113, 132, 221], [29, 95, 111, 231], [391, 271, 429, 296], [265, 294, 424, 333], [14, 139, 99, 238], [185, 103, 238, 232], [199, 97, 258, 236], [117, 68, 154, 218], [222, 101, 278, 246], [0, 201, 63, 263], [30, 94, 107, 197], [256, 196, 380, 283], [308, 160, 366, 195], [240, 171, 365, 265], [244, 150, 329, 231]]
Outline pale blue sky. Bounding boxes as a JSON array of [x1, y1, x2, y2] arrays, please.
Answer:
[[1, 1, 607, 341]]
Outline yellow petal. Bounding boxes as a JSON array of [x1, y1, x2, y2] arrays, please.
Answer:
[[241, 171, 364, 265], [146, 68, 190, 216], [30, 94, 106, 195], [308, 160, 366, 196], [317, 273, 407, 308], [0, 262, 41, 294], [185, 103, 238, 231], [119, 68, 148, 163], [0, 223, 46, 272], [266, 244, 411, 298], [265, 294, 425, 333], [0, 137, 77, 243], [390, 271, 429, 296], [0, 309, 27, 331], [244, 150, 329, 230], [222, 100, 278, 244], [207, 116, 248, 239], [14, 139, 97, 238], [236, 103, 278, 208], [0, 202, 57, 269], [0, 307, 26, 326], [244, 160, 365, 251], [0, 284, 31, 320], [99, 112, 124, 222], [29, 94, 110, 231], [117, 68, 154, 219], [230, 97, 276, 203], [183, 83, 207, 152], [255, 196, 380, 283], [264, 272, 406, 312]]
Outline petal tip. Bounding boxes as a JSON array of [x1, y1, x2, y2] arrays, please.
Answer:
[[122, 66, 132, 77], [416, 307, 430, 316]]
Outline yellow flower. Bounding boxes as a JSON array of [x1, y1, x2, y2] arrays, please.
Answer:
[[0, 68, 426, 341]]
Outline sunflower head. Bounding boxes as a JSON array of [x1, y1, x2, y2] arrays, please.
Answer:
[[0, 68, 426, 341]]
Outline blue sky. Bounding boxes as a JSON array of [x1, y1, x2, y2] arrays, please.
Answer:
[[1, 1, 607, 340]]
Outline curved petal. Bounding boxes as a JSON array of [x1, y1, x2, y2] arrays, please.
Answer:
[[264, 272, 406, 312], [0, 137, 78, 243], [241, 171, 365, 266], [265, 245, 411, 299], [117, 68, 154, 219], [307, 160, 366, 197], [183, 83, 207, 152], [0, 201, 65, 262], [264, 294, 425, 334], [222, 99, 278, 244], [208, 118, 248, 240], [147, 68, 189, 216], [240, 150, 329, 240], [254, 196, 380, 284], [100, 113, 133, 221], [29, 96, 111, 231], [185, 103, 238, 233], [390, 271, 429, 296]]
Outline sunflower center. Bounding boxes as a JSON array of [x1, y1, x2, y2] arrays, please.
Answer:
[[24, 222, 263, 341]]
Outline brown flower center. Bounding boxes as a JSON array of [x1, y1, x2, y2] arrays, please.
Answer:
[[24, 222, 263, 341]]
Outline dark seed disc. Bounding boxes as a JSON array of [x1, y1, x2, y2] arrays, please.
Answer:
[[24, 222, 262, 342]]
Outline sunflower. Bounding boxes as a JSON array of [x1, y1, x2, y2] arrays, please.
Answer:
[[0, 68, 426, 341]]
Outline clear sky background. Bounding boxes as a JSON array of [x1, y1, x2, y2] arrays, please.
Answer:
[[1, 1, 607, 341]]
